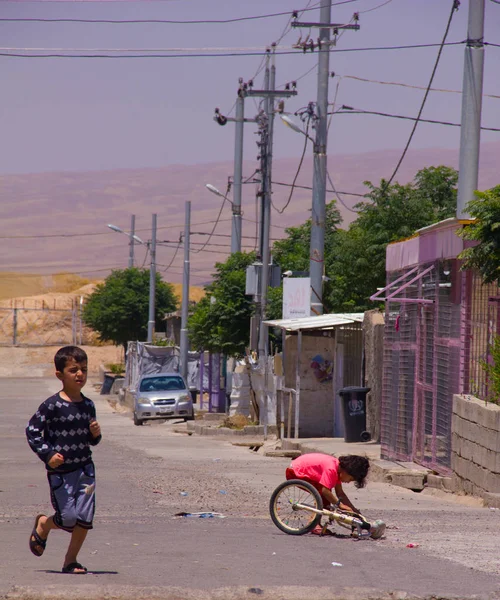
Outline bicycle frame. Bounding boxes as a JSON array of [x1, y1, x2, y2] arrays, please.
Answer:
[[293, 502, 372, 538]]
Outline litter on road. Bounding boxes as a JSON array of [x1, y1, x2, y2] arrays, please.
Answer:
[[174, 511, 226, 518]]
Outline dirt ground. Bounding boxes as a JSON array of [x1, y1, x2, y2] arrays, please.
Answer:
[[0, 345, 124, 378]]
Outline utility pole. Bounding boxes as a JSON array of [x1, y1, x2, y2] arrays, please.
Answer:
[[457, 0, 485, 219], [180, 201, 191, 382], [128, 214, 136, 268], [232, 80, 245, 253], [292, 4, 359, 315], [244, 56, 297, 355], [147, 213, 157, 343]]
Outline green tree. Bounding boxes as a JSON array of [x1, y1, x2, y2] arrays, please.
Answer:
[[82, 268, 178, 351], [459, 185, 500, 283], [188, 252, 256, 357], [324, 166, 458, 311], [272, 201, 342, 274]]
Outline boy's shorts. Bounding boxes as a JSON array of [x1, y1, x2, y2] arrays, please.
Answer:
[[47, 462, 96, 532]]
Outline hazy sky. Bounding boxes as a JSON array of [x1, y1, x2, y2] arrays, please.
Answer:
[[1, 0, 499, 176]]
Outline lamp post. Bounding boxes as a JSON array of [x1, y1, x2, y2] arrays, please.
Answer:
[[107, 214, 137, 268], [147, 214, 157, 343], [107, 215, 156, 343], [205, 184, 239, 253]]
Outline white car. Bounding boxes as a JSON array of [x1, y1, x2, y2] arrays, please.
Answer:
[[133, 372, 195, 426]]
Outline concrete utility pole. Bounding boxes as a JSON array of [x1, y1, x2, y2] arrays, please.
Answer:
[[180, 201, 191, 382], [457, 0, 485, 219], [292, 3, 359, 315], [147, 213, 157, 343], [232, 81, 245, 253], [128, 214, 135, 268], [244, 56, 297, 355]]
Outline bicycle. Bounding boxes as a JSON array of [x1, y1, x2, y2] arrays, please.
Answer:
[[269, 479, 386, 539]]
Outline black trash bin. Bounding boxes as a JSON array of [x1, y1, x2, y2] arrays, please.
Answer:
[[339, 386, 371, 443]]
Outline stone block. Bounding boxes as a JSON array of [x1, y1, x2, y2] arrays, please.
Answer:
[[427, 473, 455, 493], [386, 469, 426, 491], [366, 460, 400, 483], [483, 492, 500, 509], [453, 394, 479, 424]]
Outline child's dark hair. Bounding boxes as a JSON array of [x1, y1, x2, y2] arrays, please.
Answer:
[[54, 346, 88, 372], [339, 455, 370, 489]]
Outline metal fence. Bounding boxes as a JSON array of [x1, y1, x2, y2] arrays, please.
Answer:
[[0, 307, 83, 346], [463, 270, 500, 401], [381, 260, 461, 473]]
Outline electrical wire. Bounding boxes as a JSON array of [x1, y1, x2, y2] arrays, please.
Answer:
[[272, 180, 366, 197], [326, 169, 359, 213], [358, 0, 393, 13], [140, 245, 150, 269], [336, 106, 500, 131], [384, 0, 460, 187], [161, 239, 182, 272], [272, 119, 310, 215], [192, 184, 230, 254], [0, 41, 465, 60], [0, 2, 359, 26], [337, 73, 500, 100]]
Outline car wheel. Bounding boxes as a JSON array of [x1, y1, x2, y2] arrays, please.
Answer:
[[133, 412, 144, 426], [184, 408, 195, 422]]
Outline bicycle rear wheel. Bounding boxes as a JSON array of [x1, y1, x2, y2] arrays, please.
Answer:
[[269, 479, 323, 535]]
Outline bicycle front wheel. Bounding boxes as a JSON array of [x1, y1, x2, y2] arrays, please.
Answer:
[[269, 479, 323, 535]]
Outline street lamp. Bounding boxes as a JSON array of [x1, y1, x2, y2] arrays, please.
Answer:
[[205, 183, 240, 253], [107, 215, 139, 268], [280, 108, 325, 316], [279, 114, 314, 142], [107, 214, 157, 343]]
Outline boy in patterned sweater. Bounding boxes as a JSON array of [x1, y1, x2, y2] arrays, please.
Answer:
[[26, 346, 101, 574]]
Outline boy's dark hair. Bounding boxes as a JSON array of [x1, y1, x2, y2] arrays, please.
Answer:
[[338, 455, 370, 489], [54, 346, 88, 372]]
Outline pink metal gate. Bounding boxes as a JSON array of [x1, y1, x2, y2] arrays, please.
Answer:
[[378, 260, 461, 473]]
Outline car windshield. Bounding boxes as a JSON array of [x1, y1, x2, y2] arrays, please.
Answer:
[[139, 376, 186, 392]]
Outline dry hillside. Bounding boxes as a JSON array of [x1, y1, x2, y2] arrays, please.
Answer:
[[1, 143, 499, 285]]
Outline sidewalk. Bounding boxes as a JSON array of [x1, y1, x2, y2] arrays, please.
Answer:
[[181, 415, 455, 495]]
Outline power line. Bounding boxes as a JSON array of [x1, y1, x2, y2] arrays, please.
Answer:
[[272, 119, 311, 215], [358, 0, 393, 13], [272, 180, 366, 197], [336, 105, 500, 131], [0, 2, 359, 26], [384, 0, 460, 187], [161, 238, 182, 273], [339, 74, 500, 100], [0, 41, 465, 60], [326, 170, 360, 213], [192, 185, 230, 254]]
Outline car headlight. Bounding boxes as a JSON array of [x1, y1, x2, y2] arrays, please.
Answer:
[[137, 397, 151, 405], [178, 394, 191, 403]]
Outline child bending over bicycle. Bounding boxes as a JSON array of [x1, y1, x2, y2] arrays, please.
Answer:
[[286, 453, 369, 515]]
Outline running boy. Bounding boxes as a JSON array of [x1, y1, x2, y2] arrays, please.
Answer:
[[26, 346, 101, 574], [286, 452, 369, 514]]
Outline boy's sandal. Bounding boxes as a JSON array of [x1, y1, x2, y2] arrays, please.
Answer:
[[29, 514, 47, 557], [62, 562, 88, 574]]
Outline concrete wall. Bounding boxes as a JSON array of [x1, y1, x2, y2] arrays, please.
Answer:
[[363, 310, 385, 442], [284, 331, 335, 437], [452, 395, 500, 497]]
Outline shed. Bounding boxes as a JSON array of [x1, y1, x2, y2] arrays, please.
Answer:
[[263, 313, 364, 438]]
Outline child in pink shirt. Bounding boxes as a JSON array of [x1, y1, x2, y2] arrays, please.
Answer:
[[286, 453, 369, 514]]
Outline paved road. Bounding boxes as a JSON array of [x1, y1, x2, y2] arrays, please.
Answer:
[[1, 378, 499, 600]]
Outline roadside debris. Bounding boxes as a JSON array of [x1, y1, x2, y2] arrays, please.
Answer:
[[174, 511, 226, 518], [406, 543, 419, 548], [331, 562, 343, 567]]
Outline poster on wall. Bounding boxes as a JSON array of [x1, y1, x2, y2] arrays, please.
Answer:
[[282, 277, 310, 319]]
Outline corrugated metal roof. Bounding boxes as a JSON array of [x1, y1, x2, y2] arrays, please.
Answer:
[[263, 313, 364, 331]]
